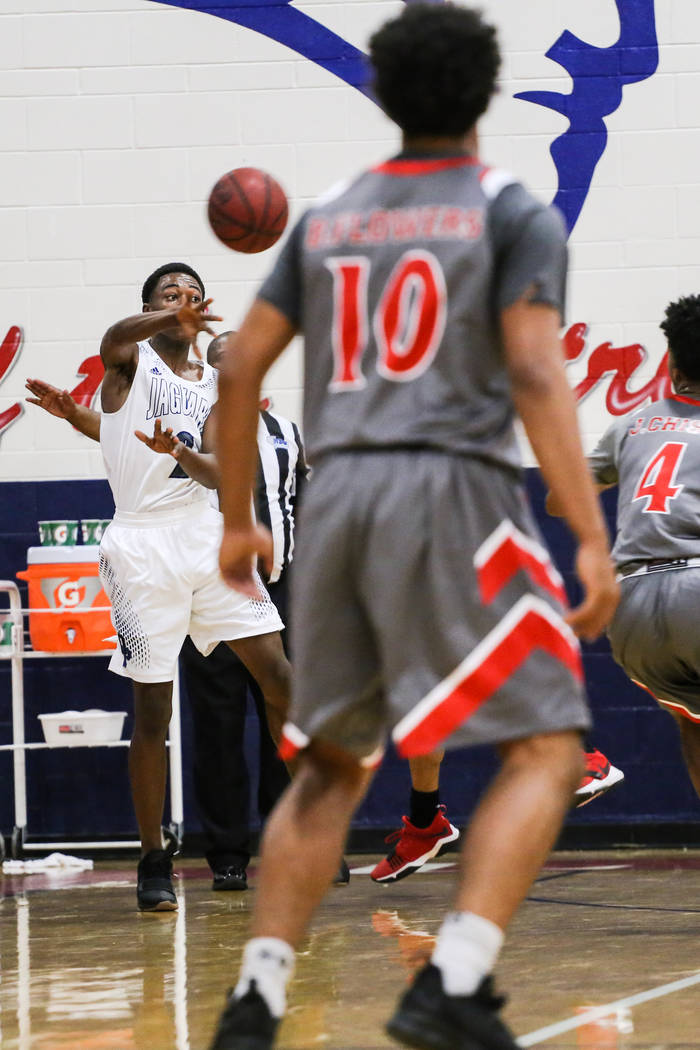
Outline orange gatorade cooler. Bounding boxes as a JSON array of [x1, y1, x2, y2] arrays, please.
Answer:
[[17, 546, 116, 652]]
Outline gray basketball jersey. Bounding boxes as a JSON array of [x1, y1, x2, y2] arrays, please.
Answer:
[[259, 153, 568, 468], [589, 394, 700, 565]]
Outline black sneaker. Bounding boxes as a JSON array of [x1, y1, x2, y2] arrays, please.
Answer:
[[209, 981, 279, 1050], [333, 858, 350, 885], [136, 849, 177, 912], [386, 963, 518, 1050], [213, 866, 248, 892]]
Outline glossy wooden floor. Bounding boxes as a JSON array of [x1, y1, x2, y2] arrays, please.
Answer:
[[2, 851, 700, 1050]]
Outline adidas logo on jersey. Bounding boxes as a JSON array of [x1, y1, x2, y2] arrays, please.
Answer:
[[150, 366, 161, 375]]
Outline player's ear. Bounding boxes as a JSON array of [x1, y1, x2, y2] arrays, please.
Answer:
[[142, 303, 151, 314], [667, 352, 682, 388]]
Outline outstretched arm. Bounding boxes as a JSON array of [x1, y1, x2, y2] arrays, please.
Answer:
[[502, 298, 618, 640], [100, 294, 221, 370], [217, 299, 298, 595], [25, 378, 101, 442], [100, 290, 222, 413]]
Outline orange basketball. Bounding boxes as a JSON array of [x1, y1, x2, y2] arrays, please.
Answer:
[[207, 167, 289, 254]]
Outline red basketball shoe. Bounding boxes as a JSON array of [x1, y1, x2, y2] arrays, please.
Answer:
[[371, 805, 460, 883], [574, 749, 625, 808]]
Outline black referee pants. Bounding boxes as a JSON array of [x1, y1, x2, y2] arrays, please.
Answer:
[[180, 576, 291, 872]]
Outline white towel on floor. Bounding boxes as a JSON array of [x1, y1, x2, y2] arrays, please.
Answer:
[[2, 852, 94, 874]]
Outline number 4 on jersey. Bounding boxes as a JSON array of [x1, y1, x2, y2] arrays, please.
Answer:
[[632, 441, 686, 513]]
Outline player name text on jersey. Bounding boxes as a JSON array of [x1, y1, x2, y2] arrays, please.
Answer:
[[305, 206, 484, 251], [629, 416, 700, 436]]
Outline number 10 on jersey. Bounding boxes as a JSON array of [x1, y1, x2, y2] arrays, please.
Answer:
[[326, 250, 447, 390]]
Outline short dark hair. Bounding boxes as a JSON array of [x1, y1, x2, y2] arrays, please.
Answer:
[[368, 3, 500, 138], [141, 262, 205, 305], [660, 295, 700, 381]]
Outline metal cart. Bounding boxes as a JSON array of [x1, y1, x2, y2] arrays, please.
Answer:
[[0, 580, 183, 861]]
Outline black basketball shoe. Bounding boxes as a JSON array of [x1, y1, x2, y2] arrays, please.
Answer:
[[212, 866, 248, 892], [386, 963, 519, 1050], [136, 848, 177, 912], [209, 981, 280, 1050]]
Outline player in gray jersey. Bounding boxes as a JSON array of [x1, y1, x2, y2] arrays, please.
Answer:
[[570, 294, 700, 808], [210, 7, 618, 1050]]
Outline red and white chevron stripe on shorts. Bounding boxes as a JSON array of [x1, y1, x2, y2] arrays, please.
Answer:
[[392, 521, 581, 756]]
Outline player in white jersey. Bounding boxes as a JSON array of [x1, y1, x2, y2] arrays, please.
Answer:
[[95, 262, 290, 911], [26, 330, 351, 893]]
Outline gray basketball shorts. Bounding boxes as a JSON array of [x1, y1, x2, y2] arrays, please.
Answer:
[[280, 450, 589, 763], [608, 567, 700, 723]]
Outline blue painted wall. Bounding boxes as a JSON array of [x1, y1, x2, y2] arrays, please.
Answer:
[[1, 475, 697, 850]]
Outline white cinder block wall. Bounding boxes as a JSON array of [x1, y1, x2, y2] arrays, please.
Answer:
[[1, 1, 697, 479]]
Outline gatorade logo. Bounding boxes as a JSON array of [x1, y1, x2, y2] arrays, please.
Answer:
[[40, 576, 103, 610], [54, 581, 86, 608]]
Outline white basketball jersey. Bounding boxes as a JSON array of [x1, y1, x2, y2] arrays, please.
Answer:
[[100, 340, 218, 515]]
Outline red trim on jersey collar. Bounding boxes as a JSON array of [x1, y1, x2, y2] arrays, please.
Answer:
[[372, 155, 480, 176], [670, 392, 700, 406]]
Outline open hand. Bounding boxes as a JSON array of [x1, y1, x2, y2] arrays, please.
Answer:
[[175, 293, 222, 359], [25, 378, 76, 420], [134, 418, 183, 458]]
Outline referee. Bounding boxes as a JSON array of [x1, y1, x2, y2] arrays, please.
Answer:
[[179, 332, 307, 892]]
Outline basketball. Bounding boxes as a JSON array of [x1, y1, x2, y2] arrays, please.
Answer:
[[207, 167, 289, 254]]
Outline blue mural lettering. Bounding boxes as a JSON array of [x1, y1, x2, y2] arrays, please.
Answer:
[[155, 0, 658, 235], [515, 0, 658, 233], [154, 1, 372, 95]]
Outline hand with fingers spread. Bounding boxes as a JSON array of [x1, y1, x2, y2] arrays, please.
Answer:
[[134, 418, 184, 459], [25, 376, 101, 441], [175, 292, 222, 358], [566, 539, 619, 642], [219, 525, 274, 599], [134, 418, 220, 489], [25, 377, 77, 420]]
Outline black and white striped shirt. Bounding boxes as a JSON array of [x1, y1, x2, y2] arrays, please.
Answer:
[[255, 409, 307, 584]]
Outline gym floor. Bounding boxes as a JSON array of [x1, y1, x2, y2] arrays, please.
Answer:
[[1, 851, 699, 1050]]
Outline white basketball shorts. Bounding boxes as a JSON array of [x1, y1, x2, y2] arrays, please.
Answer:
[[98, 500, 283, 683]]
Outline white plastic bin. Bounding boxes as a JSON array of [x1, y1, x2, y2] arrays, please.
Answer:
[[38, 709, 127, 747]]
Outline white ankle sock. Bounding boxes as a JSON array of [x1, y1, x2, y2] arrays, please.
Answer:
[[235, 937, 295, 1018], [431, 911, 504, 996]]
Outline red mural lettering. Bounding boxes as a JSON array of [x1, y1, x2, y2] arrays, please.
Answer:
[[0, 315, 679, 449], [0, 325, 24, 440], [68, 355, 105, 407], [564, 323, 672, 414], [0, 402, 22, 435], [0, 325, 22, 383], [1, 332, 104, 442]]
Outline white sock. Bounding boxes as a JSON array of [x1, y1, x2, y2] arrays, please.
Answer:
[[235, 937, 295, 1018], [431, 911, 504, 996]]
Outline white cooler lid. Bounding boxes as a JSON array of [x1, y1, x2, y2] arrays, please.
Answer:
[[27, 546, 101, 564]]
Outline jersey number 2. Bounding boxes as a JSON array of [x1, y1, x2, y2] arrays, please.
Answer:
[[169, 432, 196, 479], [326, 250, 447, 390], [632, 441, 686, 513]]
